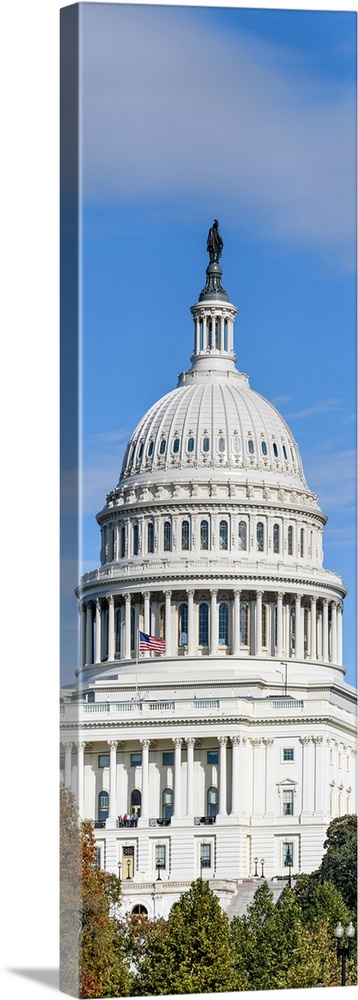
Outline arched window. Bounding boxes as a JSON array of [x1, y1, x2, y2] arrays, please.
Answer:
[[290, 605, 295, 653], [187, 436, 195, 453], [164, 521, 172, 552], [248, 438, 254, 454], [273, 523, 280, 554], [304, 607, 309, 656], [148, 440, 154, 457], [133, 524, 139, 556], [162, 788, 174, 820], [159, 439, 166, 455], [202, 436, 210, 453], [98, 790, 109, 822], [132, 905, 148, 916], [179, 604, 188, 646], [131, 789, 142, 816], [131, 606, 135, 652], [261, 440, 268, 456], [219, 603, 229, 645], [300, 528, 305, 558], [159, 604, 165, 640], [273, 442, 278, 458], [199, 603, 209, 646], [116, 608, 121, 656], [200, 519, 209, 550], [240, 603, 248, 646], [121, 525, 126, 558], [138, 443, 144, 461], [207, 786, 218, 818], [147, 522, 154, 554], [219, 520, 228, 550], [238, 520, 247, 551], [172, 437, 180, 454], [218, 436, 226, 453], [257, 522, 264, 552], [283, 445, 288, 460], [288, 525, 293, 556], [262, 604, 267, 648], [232, 435, 241, 455], [181, 520, 190, 551]]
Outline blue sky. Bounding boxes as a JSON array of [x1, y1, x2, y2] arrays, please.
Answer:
[[61, 2, 357, 686]]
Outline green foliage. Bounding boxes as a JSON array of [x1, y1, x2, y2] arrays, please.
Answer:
[[135, 879, 236, 995], [319, 815, 357, 913], [79, 820, 130, 998]]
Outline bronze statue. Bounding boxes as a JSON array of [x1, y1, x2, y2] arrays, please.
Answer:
[[207, 219, 223, 262]]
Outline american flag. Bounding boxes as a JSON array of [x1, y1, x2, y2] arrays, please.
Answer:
[[139, 631, 165, 654]]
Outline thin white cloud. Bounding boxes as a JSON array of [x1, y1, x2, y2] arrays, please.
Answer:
[[81, 429, 128, 515], [304, 446, 356, 515], [80, 5, 356, 264], [287, 399, 342, 420]]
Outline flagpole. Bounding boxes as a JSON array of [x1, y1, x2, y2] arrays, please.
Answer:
[[135, 627, 139, 700]]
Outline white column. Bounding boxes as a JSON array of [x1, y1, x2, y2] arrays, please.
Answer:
[[330, 602, 337, 664], [264, 738, 275, 816], [108, 595, 115, 661], [164, 590, 172, 656], [218, 736, 227, 817], [85, 603, 93, 665], [124, 593, 131, 659], [337, 603, 343, 666], [313, 736, 329, 817], [231, 736, 240, 814], [210, 589, 218, 655], [255, 591, 263, 656], [310, 596, 317, 661], [138, 739, 150, 826], [77, 742, 85, 818], [107, 740, 118, 826], [173, 738, 183, 818], [143, 591, 150, 633], [64, 742, 72, 789], [322, 598, 329, 662], [186, 738, 195, 817], [300, 736, 314, 816], [95, 599, 102, 663], [80, 605, 86, 667], [252, 739, 265, 817], [187, 590, 195, 655], [194, 315, 200, 354], [295, 594, 303, 659], [276, 593, 283, 658], [233, 590, 241, 655]]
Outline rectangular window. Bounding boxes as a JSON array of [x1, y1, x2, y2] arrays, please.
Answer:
[[162, 752, 174, 766], [338, 753, 342, 768], [207, 750, 218, 765], [283, 748, 294, 762], [98, 754, 110, 768], [155, 844, 166, 869], [200, 843, 211, 868], [283, 842, 293, 866], [131, 752, 142, 767], [60, 755, 65, 770], [95, 847, 102, 869], [283, 789, 294, 815]]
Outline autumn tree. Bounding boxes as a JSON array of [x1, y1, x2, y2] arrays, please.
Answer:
[[60, 786, 81, 996], [79, 820, 130, 998]]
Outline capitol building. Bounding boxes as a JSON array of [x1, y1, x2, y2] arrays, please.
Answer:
[[60, 225, 356, 918]]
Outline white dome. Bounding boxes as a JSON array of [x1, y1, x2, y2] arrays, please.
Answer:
[[119, 366, 306, 493]]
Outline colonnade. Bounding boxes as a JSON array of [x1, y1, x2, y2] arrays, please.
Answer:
[[79, 589, 343, 667], [62, 734, 338, 824]]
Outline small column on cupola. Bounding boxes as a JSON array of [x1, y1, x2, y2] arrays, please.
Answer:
[[189, 220, 238, 373]]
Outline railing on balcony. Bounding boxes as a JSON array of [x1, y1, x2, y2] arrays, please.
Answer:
[[194, 815, 216, 825], [149, 817, 171, 827]]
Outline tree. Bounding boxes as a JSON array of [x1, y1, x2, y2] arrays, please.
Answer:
[[136, 878, 236, 995], [319, 815, 357, 912], [79, 820, 130, 998]]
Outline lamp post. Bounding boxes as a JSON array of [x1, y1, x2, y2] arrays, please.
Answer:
[[254, 857, 258, 878], [117, 861, 122, 880], [334, 921, 355, 986], [126, 858, 131, 880], [156, 865, 162, 882]]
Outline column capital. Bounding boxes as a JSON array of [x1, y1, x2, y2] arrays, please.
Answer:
[[211, 589, 218, 598], [256, 589, 264, 598], [187, 589, 195, 599], [312, 735, 324, 745], [108, 739, 118, 751], [231, 735, 242, 746], [95, 597, 101, 610], [310, 594, 318, 605], [173, 737, 183, 748], [143, 590, 151, 600], [262, 738, 274, 747], [164, 589, 172, 599], [108, 594, 114, 606], [140, 738, 151, 750], [233, 589, 241, 599], [322, 597, 329, 607], [186, 737, 196, 748], [218, 735, 228, 747], [299, 736, 312, 745], [75, 741, 86, 752], [125, 592, 131, 603]]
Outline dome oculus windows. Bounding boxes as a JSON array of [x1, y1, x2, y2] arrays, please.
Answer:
[[148, 441, 154, 457], [159, 439, 166, 455], [273, 442, 278, 458], [232, 435, 241, 454], [219, 519, 228, 550], [181, 520, 190, 551], [261, 440, 268, 456], [202, 436, 210, 453], [217, 436, 226, 453], [238, 520, 247, 551], [200, 519, 209, 550], [163, 521, 172, 552], [257, 521, 264, 552], [187, 436, 195, 453], [172, 437, 180, 454], [248, 438, 255, 454]]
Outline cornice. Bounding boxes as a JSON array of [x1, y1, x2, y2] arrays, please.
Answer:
[[60, 713, 356, 736]]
